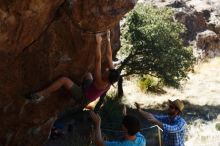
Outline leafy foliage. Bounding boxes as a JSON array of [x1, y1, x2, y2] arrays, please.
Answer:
[[99, 96, 124, 130], [216, 123, 220, 131], [119, 5, 195, 87], [138, 75, 165, 94]]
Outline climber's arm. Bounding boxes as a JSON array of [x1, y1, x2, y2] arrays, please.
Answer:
[[94, 34, 105, 87], [90, 111, 105, 146], [94, 91, 107, 112], [106, 30, 114, 69]]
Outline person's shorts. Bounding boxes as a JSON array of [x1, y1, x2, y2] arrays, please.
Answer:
[[70, 78, 93, 105], [81, 78, 93, 90]]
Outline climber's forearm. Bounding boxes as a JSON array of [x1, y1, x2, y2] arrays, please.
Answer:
[[94, 92, 106, 112], [94, 36, 102, 83], [95, 41, 102, 65], [107, 39, 113, 69]]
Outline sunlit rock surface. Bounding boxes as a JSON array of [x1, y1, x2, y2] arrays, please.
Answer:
[[196, 30, 220, 57]]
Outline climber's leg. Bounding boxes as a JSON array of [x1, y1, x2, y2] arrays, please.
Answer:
[[69, 82, 85, 104], [29, 77, 74, 102], [37, 77, 74, 97]]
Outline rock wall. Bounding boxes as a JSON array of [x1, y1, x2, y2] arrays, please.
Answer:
[[196, 30, 220, 57], [169, 0, 220, 58], [175, 10, 207, 43], [138, 0, 220, 59], [0, 0, 136, 146]]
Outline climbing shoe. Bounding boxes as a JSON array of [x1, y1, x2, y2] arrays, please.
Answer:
[[27, 93, 44, 103]]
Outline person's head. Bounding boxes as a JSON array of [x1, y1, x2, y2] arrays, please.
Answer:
[[107, 69, 120, 84], [168, 99, 184, 116], [122, 115, 140, 136], [103, 68, 124, 99]]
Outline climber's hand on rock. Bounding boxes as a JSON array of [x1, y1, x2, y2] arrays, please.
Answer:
[[96, 33, 102, 44], [90, 110, 101, 127], [107, 30, 111, 42]]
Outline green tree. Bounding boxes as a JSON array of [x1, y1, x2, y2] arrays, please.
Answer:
[[118, 5, 195, 87]]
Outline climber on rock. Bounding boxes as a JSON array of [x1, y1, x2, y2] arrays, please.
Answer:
[[27, 30, 120, 107]]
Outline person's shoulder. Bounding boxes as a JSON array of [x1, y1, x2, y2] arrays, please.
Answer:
[[105, 140, 141, 146], [136, 132, 144, 137], [104, 140, 122, 146], [136, 132, 146, 145], [105, 133, 146, 146], [178, 116, 187, 125]]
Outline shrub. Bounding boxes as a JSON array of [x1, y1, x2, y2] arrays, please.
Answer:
[[138, 75, 165, 93], [118, 4, 195, 88], [216, 123, 220, 131]]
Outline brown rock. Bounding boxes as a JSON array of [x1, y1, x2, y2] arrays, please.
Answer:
[[0, 0, 136, 146], [208, 23, 220, 35], [0, 0, 65, 54], [208, 13, 220, 36], [196, 30, 220, 57], [175, 11, 207, 43], [69, 0, 136, 32]]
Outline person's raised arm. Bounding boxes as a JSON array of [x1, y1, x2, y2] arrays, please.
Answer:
[[135, 102, 163, 128], [162, 120, 186, 133], [94, 34, 104, 87], [90, 111, 105, 146], [135, 103, 152, 120], [106, 30, 114, 69], [94, 91, 107, 113]]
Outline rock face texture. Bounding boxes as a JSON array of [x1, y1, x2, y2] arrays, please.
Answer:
[[172, 0, 220, 58], [139, 0, 220, 59], [169, 0, 220, 58], [175, 11, 207, 43], [0, 0, 136, 146], [196, 30, 220, 57]]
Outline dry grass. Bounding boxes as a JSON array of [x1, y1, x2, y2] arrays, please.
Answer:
[[122, 57, 220, 146]]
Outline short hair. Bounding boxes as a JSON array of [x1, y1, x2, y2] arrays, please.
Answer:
[[122, 115, 140, 136], [108, 69, 120, 84]]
